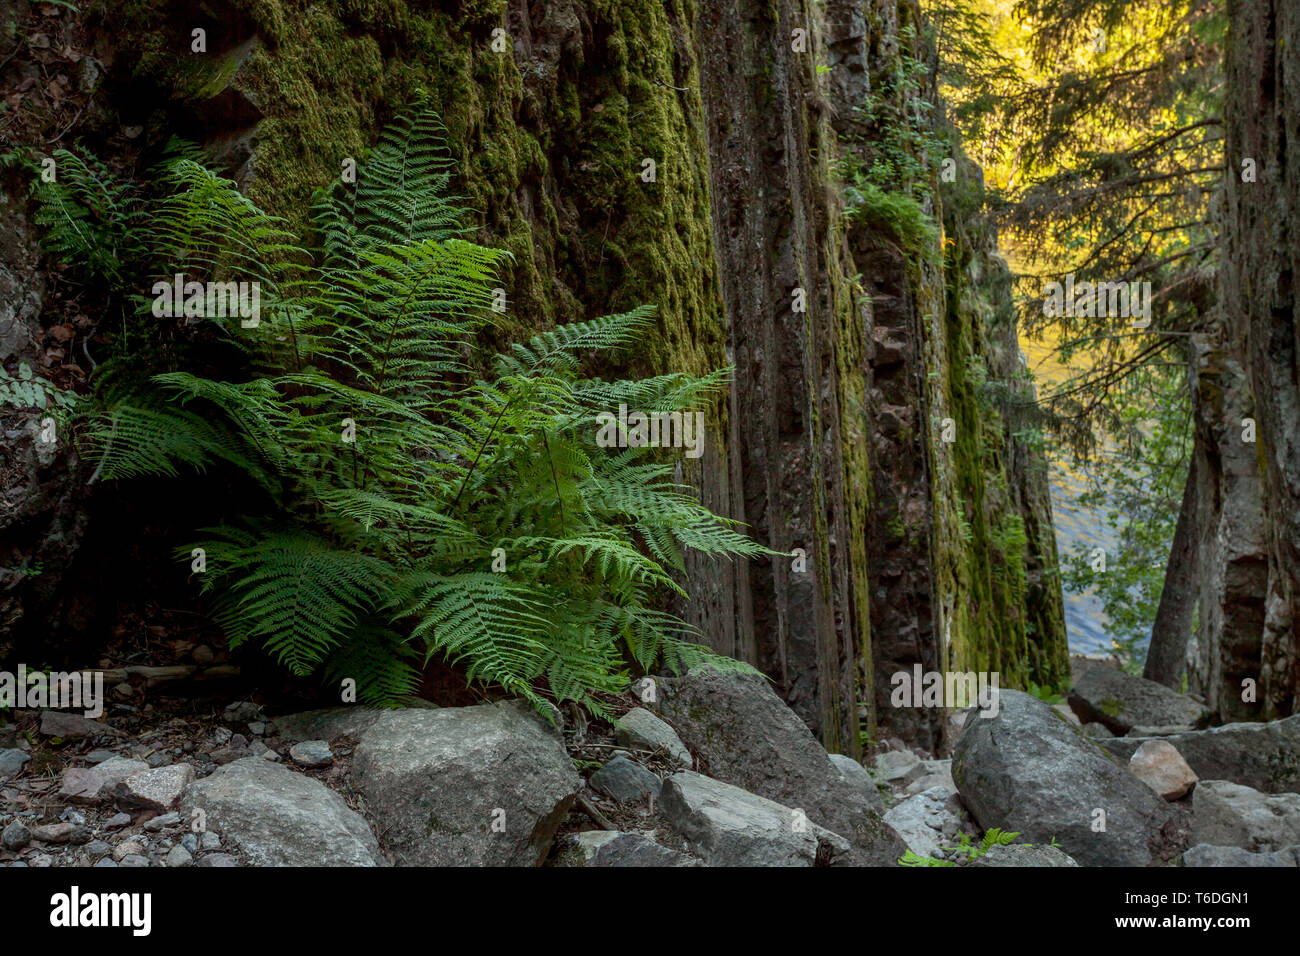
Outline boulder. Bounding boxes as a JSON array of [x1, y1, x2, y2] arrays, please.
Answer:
[[1182, 844, 1300, 867], [1190, 780, 1300, 852], [655, 668, 902, 863], [552, 830, 699, 867], [1100, 715, 1300, 793], [967, 843, 1079, 867], [1067, 657, 1208, 735], [953, 689, 1185, 865], [1129, 739, 1198, 800], [351, 701, 579, 866], [182, 756, 385, 866], [588, 756, 661, 804], [660, 771, 850, 866]]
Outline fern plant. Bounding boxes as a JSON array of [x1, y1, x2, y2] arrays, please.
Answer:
[[32, 106, 766, 713]]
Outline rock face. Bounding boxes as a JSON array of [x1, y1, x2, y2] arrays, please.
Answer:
[[182, 757, 386, 867], [1128, 740, 1198, 801], [553, 831, 699, 867], [660, 771, 851, 866], [350, 702, 580, 866], [953, 690, 1185, 866], [655, 669, 903, 863], [1190, 780, 1300, 852], [1067, 657, 1209, 735], [1100, 716, 1300, 793]]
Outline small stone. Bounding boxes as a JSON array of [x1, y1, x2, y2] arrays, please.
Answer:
[[86, 840, 111, 857], [112, 682, 133, 698], [2, 819, 31, 849], [196, 853, 238, 867], [143, 811, 181, 832], [289, 740, 333, 768], [118, 854, 149, 867], [224, 702, 263, 723], [116, 763, 193, 811], [0, 749, 30, 780], [28, 852, 53, 867], [31, 821, 75, 844], [1129, 739, 1198, 800], [200, 831, 221, 851], [39, 711, 113, 739], [164, 845, 192, 867], [247, 721, 266, 736], [103, 812, 132, 831], [229, 733, 249, 749], [93, 857, 117, 868], [613, 708, 692, 769], [211, 727, 233, 746], [181, 833, 199, 854], [113, 840, 145, 861], [59, 807, 86, 825], [85, 749, 116, 764], [145, 752, 172, 769], [192, 645, 214, 665], [588, 755, 661, 804]]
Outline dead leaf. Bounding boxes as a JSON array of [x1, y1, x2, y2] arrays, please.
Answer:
[[48, 323, 75, 342]]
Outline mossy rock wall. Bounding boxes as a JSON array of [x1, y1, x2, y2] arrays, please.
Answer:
[[79, 0, 1068, 750]]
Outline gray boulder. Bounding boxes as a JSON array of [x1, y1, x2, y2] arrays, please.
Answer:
[[1067, 657, 1208, 735], [351, 701, 579, 866], [967, 843, 1079, 867], [552, 830, 699, 867], [1190, 780, 1300, 851], [655, 668, 903, 863], [1100, 716, 1300, 793], [953, 689, 1185, 866], [660, 771, 851, 866], [182, 756, 386, 866], [1182, 843, 1300, 867]]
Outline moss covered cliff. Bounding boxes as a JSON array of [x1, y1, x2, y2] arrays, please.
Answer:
[[3, 0, 1069, 751]]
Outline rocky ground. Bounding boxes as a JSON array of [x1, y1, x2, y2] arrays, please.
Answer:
[[1, 656, 1298, 867]]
